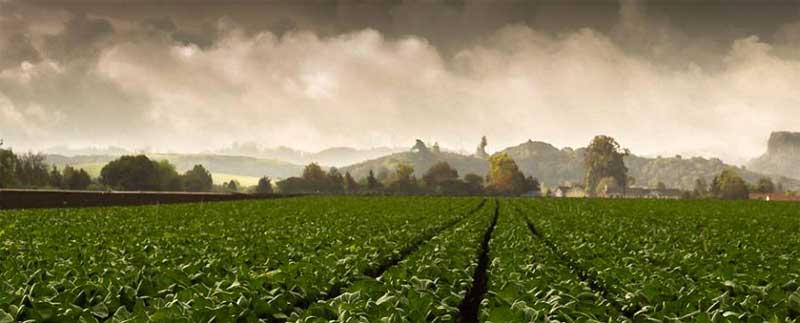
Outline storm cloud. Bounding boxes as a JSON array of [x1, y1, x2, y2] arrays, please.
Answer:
[[2, 0, 800, 164]]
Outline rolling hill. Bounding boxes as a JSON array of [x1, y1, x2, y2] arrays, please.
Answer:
[[45, 153, 304, 184], [342, 139, 800, 191]]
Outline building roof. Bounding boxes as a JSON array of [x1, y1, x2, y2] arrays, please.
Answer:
[[749, 193, 800, 201]]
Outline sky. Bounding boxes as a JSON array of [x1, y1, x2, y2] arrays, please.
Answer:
[[2, 0, 800, 164]]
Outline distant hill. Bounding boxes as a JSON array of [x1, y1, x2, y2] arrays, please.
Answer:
[[502, 140, 800, 191], [43, 137, 800, 191], [342, 139, 800, 191], [748, 131, 800, 180], [43, 146, 130, 156], [46, 153, 304, 182], [341, 150, 488, 180], [217, 143, 404, 167]]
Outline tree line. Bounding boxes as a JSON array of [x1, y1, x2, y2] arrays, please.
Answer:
[[582, 135, 778, 200], [274, 153, 540, 196], [99, 155, 214, 192], [1, 141, 216, 192], [0, 144, 92, 190], [1, 138, 785, 199]]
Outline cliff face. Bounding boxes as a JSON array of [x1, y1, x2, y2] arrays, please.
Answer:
[[749, 131, 800, 179], [766, 132, 800, 155]]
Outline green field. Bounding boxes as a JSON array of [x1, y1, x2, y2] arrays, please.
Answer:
[[64, 163, 261, 187], [1, 197, 799, 322]]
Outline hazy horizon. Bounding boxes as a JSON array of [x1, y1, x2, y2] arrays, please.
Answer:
[[2, 0, 800, 165]]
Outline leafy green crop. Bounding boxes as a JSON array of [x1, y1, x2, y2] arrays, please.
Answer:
[[295, 200, 496, 322], [0, 197, 481, 322], [2, 197, 799, 322], [481, 201, 618, 322], [517, 198, 800, 322]]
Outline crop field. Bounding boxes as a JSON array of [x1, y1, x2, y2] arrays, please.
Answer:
[[1, 197, 799, 322]]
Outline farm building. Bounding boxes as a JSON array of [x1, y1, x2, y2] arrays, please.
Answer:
[[601, 187, 682, 199], [749, 193, 800, 201], [552, 185, 587, 198]]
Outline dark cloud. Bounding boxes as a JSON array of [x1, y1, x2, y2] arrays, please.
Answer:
[[43, 13, 115, 63], [1, 0, 800, 162]]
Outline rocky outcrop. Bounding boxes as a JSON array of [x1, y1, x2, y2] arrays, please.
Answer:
[[749, 131, 800, 179]]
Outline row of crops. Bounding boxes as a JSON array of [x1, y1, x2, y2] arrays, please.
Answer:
[[1, 196, 799, 322]]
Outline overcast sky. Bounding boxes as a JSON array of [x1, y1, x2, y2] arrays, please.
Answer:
[[2, 0, 800, 164]]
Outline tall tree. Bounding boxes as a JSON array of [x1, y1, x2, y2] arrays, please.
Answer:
[[487, 153, 526, 195], [256, 177, 273, 194], [327, 167, 344, 193], [183, 164, 213, 192], [49, 166, 63, 189], [344, 171, 359, 193], [225, 180, 240, 192], [366, 169, 382, 192], [584, 135, 629, 195], [302, 163, 328, 192], [15, 152, 50, 187], [155, 160, 183, 191], [0, 145, 16, 188]]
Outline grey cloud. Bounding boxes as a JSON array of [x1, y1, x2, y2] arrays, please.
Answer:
[[1, 0, 800, 164], [43, 13, 115, 63]]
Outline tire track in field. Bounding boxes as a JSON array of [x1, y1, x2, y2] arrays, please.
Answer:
[[511, 201, 632, 320], [275, 198, 488, 322], [458, 199, 499, 323]]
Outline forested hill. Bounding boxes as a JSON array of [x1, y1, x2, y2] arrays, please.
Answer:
[[341, 150, 489, 181], [503, 140, 800, 190], [43, 138, 800, 191], [343, 140, 800, 191]]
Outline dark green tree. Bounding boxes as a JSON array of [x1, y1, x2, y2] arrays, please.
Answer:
[[302, 163, 328, 192], [155, 160, 183, 191], [584, 135, 629, 195], [64, 167, 92, 190], [423, 162, 458, 187], [256, 177, 273, 194], [524, 176, 541, 194], [366, 169, 382, 192], [327, 167, 344, 193], [276, 177, 310, 194], [711, 168, 750, 200], [15, 152, 50, 187], [463, 173, 485, 195], [0, 145, 16, 188], [100, 155, 160, 191], [183, 164, 213, 192], [422, 162, 461, 194], [344, 171, 359, 193], [49, 166, 63, 189], [225, 180, 240, 192]]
